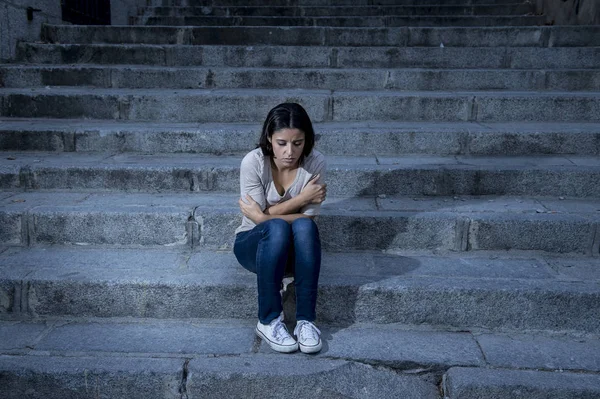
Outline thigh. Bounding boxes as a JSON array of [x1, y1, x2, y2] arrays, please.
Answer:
[[233, 228, 263, 274], [234, 219, 294, 274]]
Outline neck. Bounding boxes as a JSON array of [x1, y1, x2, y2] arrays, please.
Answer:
[[271, 157, 298, 172]]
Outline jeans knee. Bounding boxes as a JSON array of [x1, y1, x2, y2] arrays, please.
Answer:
[[291, 217, 318, 237], [262, 218, 292, 245]]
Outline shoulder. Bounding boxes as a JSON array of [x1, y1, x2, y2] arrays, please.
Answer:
[[302, 150, 326, 172], [240, 148, 265, 170]]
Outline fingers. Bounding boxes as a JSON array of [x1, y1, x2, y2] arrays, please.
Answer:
[[307, 174, 320, 185]]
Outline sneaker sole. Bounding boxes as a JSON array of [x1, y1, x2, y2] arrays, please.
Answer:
[[299, 340, 322, 354], [255, 327, 299, 353]]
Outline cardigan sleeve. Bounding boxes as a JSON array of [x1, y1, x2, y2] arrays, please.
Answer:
[[300, 152, 327, 216], [239, 151, 267, 211]]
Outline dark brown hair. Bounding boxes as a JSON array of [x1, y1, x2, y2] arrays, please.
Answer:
[[258, 103, 315, 165]]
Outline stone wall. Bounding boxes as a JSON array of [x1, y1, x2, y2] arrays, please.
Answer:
[[0, 0, 145, 62], [536, 0, 600, 25], [111, 0, 147, 25], [0, 0, 63, 62]]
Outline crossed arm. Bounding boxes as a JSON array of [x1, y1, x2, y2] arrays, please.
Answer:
[[238, 174, 327, 224]]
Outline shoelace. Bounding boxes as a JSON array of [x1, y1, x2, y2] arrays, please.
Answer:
[[271, 320, 290, 341], [296, 321, 321, 341]]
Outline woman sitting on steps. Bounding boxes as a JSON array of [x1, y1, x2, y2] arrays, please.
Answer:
[[234, 102, 327, 354]]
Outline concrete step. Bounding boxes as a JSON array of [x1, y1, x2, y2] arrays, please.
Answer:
[[18, 44, 600, 70], [1, 247, 599, 330], [156, 0, 531, 6], [0, 351, 438, 398], [41, 25, 600, 47], [137, 15, 545, 27], [0, 319, 599, 399], [2, 88, 600, 122], [444, 368, 600, 399], [3, 65, 598, 91], [140, 4, 534, 17], [2, 119, 599, 156], [2, 152, 600, 198], [1, 192, 599, 253], [2, 318, 599, 374]]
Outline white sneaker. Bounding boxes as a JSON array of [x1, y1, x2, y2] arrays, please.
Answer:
[[294, 320, 322, 354], [256, 315, 298, 353]]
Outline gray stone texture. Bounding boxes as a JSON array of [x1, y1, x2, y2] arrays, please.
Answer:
[[1, 1, 600, 396], [444, 367, 600, 399], [2, 191, 599, 252], [35, 319, 255, 355], [139, 15, 546, 27], [0, 0, 62, 62], [354, 277, 600, 331], [29, 205, 190, 246], [536, 0, 600, 25], [160, 0, 522, 5], [40, 25, 600, 47], [145, 4, 534, 17], [5, 89, 600, 123], [320, 325, 484, 369], [0, 355, 183, 399], [3, 152, 599, 197], [0, 210, 21, 245], [16, 44, 600, 69], [476, 333, 600, 372], [10, 66, 598, 91], [1, 247, 599, 332], [0, 321, 48, 350], [2, 121, 600, 156], [468, 214, 595, 253], [186, 356, 439, 399]]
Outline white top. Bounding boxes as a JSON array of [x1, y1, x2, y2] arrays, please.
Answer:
[[235, 148, 327, 235]]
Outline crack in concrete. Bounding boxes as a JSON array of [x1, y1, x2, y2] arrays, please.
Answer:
[[472, 335, 489, 366], [179, 358, 191, 399], [591, 223, 600, 257]]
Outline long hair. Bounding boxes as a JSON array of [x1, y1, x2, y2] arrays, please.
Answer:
[[258, 103, 315, 165]]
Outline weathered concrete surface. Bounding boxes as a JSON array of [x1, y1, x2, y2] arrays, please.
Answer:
[[1, 191, 599, 253], [0, 321, 48, 349], [314, 325, 484, 369], [2, 88, 600, 122], [40, 25, 600, 47], [0, 247, 598, 331], [2, 120, 600, 156], [0, 352, 440, 399], [186, 356, 439, 398], [0, 355, 183, 399], [142, 4, 534, 17], [4, 65, 599, 91], [139, 15, 545, 27], [536, 0, 600, 25], [155, 0, 523, 5], [476, 333, 600, 372], [0, 87, 331, 123], [35, 319, 256, 355], [0, 65, 600, 91], [17, 44, 600, 69], [0, 0, 62, 62], [2, 152, 600, 197], [444, 367, 600, 399]]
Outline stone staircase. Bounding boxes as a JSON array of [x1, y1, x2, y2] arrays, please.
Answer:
[[1, 0, 600, 397]]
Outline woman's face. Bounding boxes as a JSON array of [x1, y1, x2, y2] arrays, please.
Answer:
[[269, 128, 306, 169]]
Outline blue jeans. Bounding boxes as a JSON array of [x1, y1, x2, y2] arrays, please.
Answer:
[[234, 218, 321, 324]]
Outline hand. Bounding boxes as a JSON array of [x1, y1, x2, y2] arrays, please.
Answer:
[[300, 174, 327, 204], [239, 195, 265, 224]]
